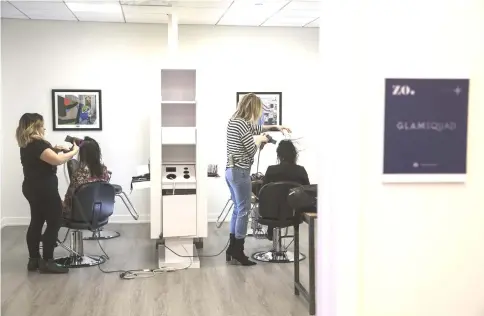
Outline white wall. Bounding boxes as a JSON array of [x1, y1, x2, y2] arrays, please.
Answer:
[[318, 1, 484, 316], [1, 19, 319, 224], [1, 20, 165, 225], [360, 2, 484, 316]]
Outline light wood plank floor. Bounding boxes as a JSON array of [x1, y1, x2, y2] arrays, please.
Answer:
[[2, 223, 312, 316]]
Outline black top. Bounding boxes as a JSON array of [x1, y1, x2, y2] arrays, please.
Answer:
[[20, 139, 57, 181], [262, 162, 310, 187]]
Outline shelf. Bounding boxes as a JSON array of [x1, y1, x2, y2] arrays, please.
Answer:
[[163, 146, 196, 163], [161, 69, 196, 101], [161, 102, 196, 127], [161, 101, 196, 104], [161, 127, 196, 145]]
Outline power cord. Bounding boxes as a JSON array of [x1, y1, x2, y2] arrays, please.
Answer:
[[93, 238, 192, 280], [164, 238, 230, 258]]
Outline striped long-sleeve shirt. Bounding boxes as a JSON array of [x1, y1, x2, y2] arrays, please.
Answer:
[[226, 118, 262, 169]]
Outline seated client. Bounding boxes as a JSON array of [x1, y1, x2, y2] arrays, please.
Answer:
[[262, 139, 310, 240], [63, 137, 110, 216]]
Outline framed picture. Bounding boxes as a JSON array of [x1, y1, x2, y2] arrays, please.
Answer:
[[236, 92, 282, 126], [52, 89, 102, 131]]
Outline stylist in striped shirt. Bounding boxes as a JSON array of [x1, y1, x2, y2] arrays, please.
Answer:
[[225, 93, 291, 266]]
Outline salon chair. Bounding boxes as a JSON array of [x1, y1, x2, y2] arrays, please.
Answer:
[[111, 182, 139, 223], [251, 181, 306, 263], [55, 182, 115, 268], [67, 159, 120, 239]]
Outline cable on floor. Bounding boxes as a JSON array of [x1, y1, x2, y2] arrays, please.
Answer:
[[93, 238, 192, 280], [163, 238, 230, 258]]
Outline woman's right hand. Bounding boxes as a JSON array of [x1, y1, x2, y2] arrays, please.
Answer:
[[71, 142, 80, 155], [255, 134, 269, 146]]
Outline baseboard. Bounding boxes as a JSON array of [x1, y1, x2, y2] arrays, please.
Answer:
[[1, 214, 221, 230], [0, 214, 151, 229], [109, 214, 150, 224], [1, 217, 30, 228]]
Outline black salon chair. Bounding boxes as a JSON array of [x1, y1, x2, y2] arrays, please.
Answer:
[[66, 159, 122, 240], [251, 181, 306, 263], [55, 182, 116, 268]]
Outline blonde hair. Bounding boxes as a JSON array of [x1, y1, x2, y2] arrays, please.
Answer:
[[16, 113, 45, 148], [233, 93, 263, 122]]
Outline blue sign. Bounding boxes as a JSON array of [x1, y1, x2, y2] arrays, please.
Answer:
[[383, 78, 469, 175]]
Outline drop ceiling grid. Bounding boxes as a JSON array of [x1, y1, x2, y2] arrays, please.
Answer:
[[1, 1, 29, 19], [7, 1, 77, 21], [1, 0, 321, 27]]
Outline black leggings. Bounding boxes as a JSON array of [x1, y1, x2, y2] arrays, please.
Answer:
[[22, 176, 62, 260]]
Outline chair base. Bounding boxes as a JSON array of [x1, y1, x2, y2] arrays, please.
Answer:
[[83, 230, 120, 240], [252, 250, 306, 263], [55, 255, 106, 268]]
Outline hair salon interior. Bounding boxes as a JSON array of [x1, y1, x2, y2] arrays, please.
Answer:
[[2, 1, 484, 316], [1, 1, 320, 316]]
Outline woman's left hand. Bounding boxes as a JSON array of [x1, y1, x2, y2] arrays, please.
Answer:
[[277, 125, 292, 134]]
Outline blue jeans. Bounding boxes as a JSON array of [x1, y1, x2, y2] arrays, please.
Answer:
[[225, 167, 251, 239]]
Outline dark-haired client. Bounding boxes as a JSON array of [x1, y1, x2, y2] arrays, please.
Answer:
[[262, 140, 310, 240], [63, 137, 110, 216]]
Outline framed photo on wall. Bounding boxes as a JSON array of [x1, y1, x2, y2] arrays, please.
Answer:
[[236, 92, 282, 126], [52, 89, 102, 131]]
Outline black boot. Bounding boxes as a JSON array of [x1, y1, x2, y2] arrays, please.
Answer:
[[230, 239, 256, 266], [226, 234, 236, 262], [39, 259, 69, 274], [27, 258, 40, 271]]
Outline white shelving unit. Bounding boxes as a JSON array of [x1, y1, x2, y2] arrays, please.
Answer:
[[150, 69, 207, 269]]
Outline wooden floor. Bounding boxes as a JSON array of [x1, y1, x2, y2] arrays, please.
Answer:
[[2, 223, 311, 316]]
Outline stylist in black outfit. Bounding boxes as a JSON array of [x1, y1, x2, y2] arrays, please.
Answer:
[[16, 113, 79, 273]]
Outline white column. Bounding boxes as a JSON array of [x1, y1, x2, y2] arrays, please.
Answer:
[[167, 14, 179, 57], [317, 2, 364, 316], [318, 1, 484, 316]]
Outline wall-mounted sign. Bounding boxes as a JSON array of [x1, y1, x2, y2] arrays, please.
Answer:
[[383, 78, 469, 183]]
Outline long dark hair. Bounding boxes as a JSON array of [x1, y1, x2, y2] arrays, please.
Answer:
[[276, 140, 298, 164], [78, 136, 103, 177]]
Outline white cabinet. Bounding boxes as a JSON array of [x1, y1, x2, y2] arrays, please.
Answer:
[[162, 194, 197, 237], [150, 68, 207, 241]]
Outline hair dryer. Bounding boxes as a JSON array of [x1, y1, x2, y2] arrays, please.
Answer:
[[260, 134, 277, 150], [65, 135, 84, 146]]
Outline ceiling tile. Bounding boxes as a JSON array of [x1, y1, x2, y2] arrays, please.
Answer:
[[218, 0, 289, 26], [170, 0, 232, 9], [8, 0, 63, 2], [1, 2, 29, 19], [277, 0, 319, 19], [284, 0, 320, 11], [11, 1, 77, 21], [263, 16, 314, 27], [304, 17, 319, 27], [177, 8, 225, 24], [121, 0, 231, 8], [122, 4, 169, 23], [66, 2, 124, 22]]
